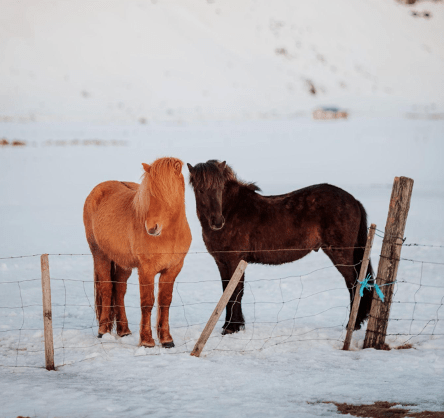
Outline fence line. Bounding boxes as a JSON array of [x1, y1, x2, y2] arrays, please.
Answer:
[[1, 245, 443, 368], [0, 252, 360, 367], [0, 237, 443, 260]]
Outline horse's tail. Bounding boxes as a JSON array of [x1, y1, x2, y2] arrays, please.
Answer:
[[109, 261, 118, 332], [94, 269, 101, 324], [353, 200, 375, 328], [94, 260, 117, 332]]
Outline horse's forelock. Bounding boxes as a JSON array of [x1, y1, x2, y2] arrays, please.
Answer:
[[189, 160, 262, 195], [150, 157, 183, 176], [148, 157, 184, 201], [190, 160, 237, 190]]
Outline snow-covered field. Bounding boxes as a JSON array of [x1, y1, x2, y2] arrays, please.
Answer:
[[1, 0, 444, 416], [1, 119, 443, 417]]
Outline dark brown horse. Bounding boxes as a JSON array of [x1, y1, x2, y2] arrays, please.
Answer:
[[187, 160, 374, 334]]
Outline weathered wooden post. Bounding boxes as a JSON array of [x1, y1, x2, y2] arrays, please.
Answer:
[[364, 177, 414, 349], [191, 260, 247, 357], [342, 224, 376, 350], [41, 254, 55, 370]]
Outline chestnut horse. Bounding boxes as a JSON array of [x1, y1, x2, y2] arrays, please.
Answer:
[[187, 160, 374, 334], [83, 157, 192, 348]]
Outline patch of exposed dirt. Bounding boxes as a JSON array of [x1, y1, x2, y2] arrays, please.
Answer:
[[0, 138, 26, 146], [330, 402, 444, 418], [0, 138, 128, 147], [395, 343, 414, 350]]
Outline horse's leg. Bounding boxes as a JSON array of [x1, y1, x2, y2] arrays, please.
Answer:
[[138, 264, 156, 347], [322, 247, 363, 330], [157, 260, 184, 348], [216, 260, 246, 334], [93, 252, 113, 337], [113, 264, 132, 337]]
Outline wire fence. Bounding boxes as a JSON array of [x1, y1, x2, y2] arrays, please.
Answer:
[[0, 238, 443, 369]]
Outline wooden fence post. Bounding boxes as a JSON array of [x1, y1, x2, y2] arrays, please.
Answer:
[[364, 177, 414, 349], [191, 260, 248, 357], [41, 254, 55, 371], [342, 223, 376, 350]]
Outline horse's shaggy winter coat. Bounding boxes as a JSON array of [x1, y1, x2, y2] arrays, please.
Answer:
[[84, 157, 192, 347], [188, 160, 373, 334]]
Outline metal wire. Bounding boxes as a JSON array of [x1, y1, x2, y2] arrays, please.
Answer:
[[1, 247, 443, 367]]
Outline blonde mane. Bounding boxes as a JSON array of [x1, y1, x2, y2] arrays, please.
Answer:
[[134, 171, 151, 222], [134, 157, 184, 221]]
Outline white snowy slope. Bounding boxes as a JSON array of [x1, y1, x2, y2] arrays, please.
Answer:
[[0, 0, 443, 123]]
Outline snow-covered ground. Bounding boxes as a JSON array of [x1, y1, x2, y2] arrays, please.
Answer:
[[1, 119, 443, 417], [1, 0, 444, 417]]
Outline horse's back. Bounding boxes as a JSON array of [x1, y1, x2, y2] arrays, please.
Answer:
[[84, 181, 137, 212], [265, 183, 353, 201], [120, 181, 139, 191], [226, 182, 363, 259], [278, 183, 363, 247], [261, 183, 360, 217]]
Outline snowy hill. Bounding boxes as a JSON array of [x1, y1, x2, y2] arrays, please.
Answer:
[[0, 0, 443, 123]]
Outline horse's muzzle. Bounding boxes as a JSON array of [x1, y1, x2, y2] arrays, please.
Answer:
[[210, 216, 225, 231]]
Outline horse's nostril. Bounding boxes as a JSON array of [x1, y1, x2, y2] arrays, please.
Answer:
[[210, 216, 225, 231]]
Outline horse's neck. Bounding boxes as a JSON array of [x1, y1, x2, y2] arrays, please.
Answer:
[[223, 182, 246, 212]]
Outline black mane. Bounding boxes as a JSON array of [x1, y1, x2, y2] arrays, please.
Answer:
[[189, 160, 261, 192]]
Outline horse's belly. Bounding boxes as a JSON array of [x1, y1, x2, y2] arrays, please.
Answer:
[[91, 220, 138, 268], [248, 247, 312, 266]]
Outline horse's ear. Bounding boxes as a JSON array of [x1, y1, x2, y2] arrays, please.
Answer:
[[218, 161, 227, 172], [174, 160, 183, 176], [142, 163, 151, 173], [187, 163, 194, 173]]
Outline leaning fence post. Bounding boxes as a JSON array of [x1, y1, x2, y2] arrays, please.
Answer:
[[191, 260, 248, 357], [342, 223, 376, 351], [364, 177, 414, 349], [41, 254, 55, 370]]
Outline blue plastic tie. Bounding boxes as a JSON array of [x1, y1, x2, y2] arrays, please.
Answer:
[[358, 273, 372, 298], [358, 273, 390, 302], [373, 282, 385, 303]]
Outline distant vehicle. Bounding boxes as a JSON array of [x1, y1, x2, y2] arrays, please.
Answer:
[[313, 107, 348, 120]]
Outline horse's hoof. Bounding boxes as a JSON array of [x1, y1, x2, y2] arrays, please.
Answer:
[[222, 323, 245, 335], [118, 332, 132, 338], [162, 341, 175, 349], [97, 333, 103, 338], [140, 340, 155, 348]]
